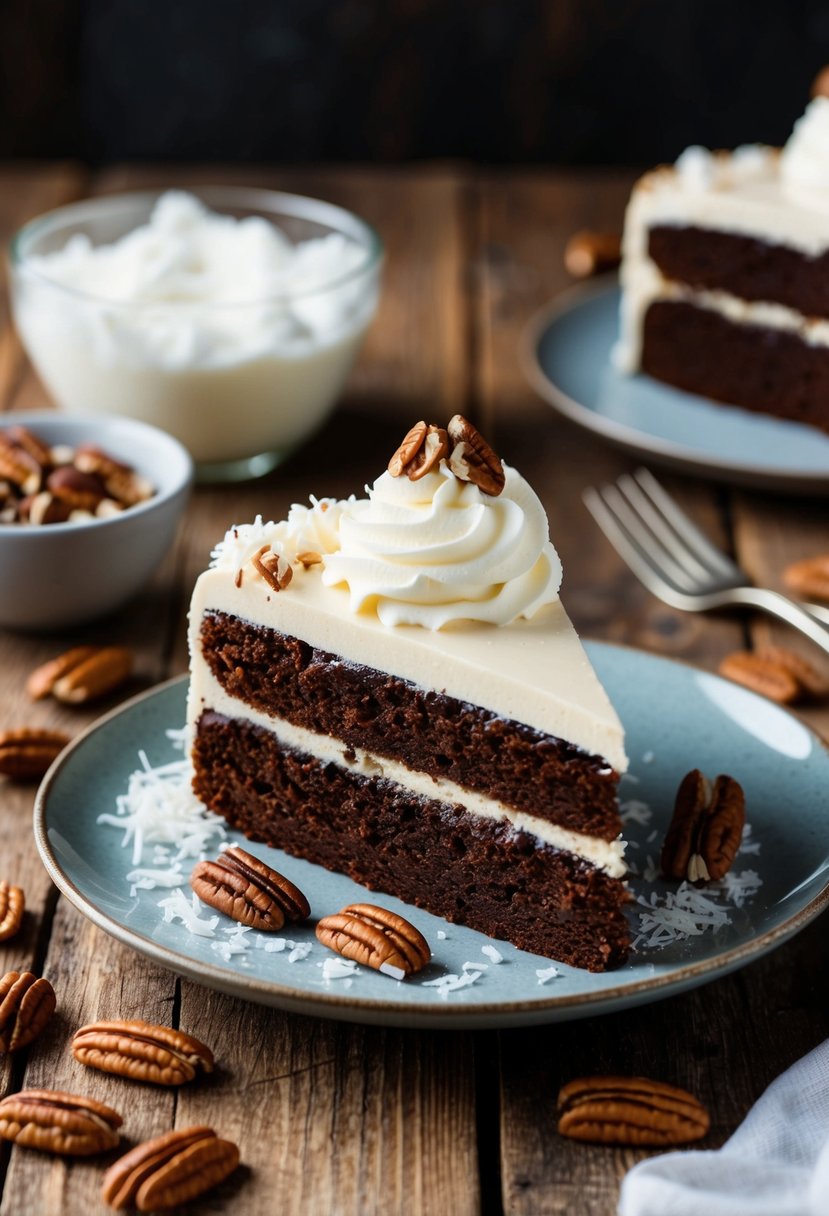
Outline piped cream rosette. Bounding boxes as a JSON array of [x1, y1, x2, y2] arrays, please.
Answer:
[[320, 461, 562, 628]]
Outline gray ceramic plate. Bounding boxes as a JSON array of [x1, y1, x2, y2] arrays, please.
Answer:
[[522, 281, 829, 495], [34, 645, 829, 1029]]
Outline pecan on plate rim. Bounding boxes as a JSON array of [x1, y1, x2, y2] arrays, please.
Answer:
[[190, 846, 310, 932], [661, 769, 746, 884], [316, 902, 430, 978]]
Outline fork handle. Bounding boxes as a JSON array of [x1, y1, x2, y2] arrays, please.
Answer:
[[724, 587, 829, 656]]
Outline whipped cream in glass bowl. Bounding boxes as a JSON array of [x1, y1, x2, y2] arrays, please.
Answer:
[[9, 188, 383, 482]]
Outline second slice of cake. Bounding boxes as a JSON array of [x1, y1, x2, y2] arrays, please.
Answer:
[[187, 418, 630, 971]]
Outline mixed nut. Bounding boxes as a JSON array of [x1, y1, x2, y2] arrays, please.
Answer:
[[0, 425, 154, 526]]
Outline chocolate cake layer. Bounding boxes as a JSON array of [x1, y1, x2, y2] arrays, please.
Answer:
[[198, 611, 621, 840], [642, 299, 829, 434], [648, 225, 829, 320], [193, 711, 630, 971]]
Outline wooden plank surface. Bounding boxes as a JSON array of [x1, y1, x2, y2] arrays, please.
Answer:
[[0, 163, 826, 1216]]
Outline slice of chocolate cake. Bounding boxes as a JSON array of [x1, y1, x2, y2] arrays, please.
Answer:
[[615, 93, 829, 435], [187, 418, 629, 971]]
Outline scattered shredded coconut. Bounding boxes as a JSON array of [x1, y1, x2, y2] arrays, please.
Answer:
[[633, 883, 733, 949], [641, 750, 655, 764], [321, 957, 358, 981], [287, 943, 313, 963], [646, 830, 658, 844], [481, 944, 503, 964], [211, 924, 252, 961], [127, 865, 184, 895], [462, 960, 487, 972], [738, 823, 762, 856], [157, 889, 219, 938], [436, 930, 447, 940], [536, 965, 561, 985], [421, 971, 484, 999], [379, 961, 406, 981], [717, 869, 762, 909], [98, 750, 225, 870], [641, 855, 660, 884], [620, 799, 653, 826]]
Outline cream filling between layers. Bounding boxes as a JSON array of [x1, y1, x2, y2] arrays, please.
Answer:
[[615, 260, 829, 371], [193, 671, 627, 878], [187, 567, 628, 774]]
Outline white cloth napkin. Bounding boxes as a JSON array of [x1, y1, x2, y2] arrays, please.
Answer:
[[618, 1038, 829, 1216]]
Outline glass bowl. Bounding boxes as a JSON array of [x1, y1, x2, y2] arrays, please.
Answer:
[[9, 188, 383, 483]]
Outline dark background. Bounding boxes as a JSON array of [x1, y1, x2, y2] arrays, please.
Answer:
[[1, 0, 827, 166]]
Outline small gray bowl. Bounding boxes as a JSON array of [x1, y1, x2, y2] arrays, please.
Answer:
[[0, 411, 193, 631]]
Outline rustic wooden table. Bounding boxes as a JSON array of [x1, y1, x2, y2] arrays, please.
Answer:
[[0, 164, 827, 1216]]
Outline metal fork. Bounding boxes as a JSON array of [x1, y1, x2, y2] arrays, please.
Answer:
[[583, 467, 829, 656]]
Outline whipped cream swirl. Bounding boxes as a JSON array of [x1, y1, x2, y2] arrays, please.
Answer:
[[781, 96, 829, 203], [320, 461, 562, 628]]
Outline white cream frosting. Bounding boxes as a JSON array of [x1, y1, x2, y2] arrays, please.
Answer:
[[781, 96, 829, 204], [616, 99, 829, 370], [195, 452, 627, 774], [320, 462, 562, 628]]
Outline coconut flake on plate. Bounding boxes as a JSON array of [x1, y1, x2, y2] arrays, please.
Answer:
[[157, 888, 220, 937]]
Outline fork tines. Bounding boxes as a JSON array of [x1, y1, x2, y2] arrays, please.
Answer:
[[583, 468, 738, 596]]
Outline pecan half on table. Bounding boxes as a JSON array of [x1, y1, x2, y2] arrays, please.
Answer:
[[0, 881, 24, 942], [316, 903, 431, 979], [190, 845, 310, 931], [0, 1089, 122, 1155], [557, 1075, 710, 1147], [0, 728, 70, 780], [72, 1019, 214, 1086], [101, 1125, 240, 1211], [0, 971, 56, 1053], [26, 645, 134, 705]]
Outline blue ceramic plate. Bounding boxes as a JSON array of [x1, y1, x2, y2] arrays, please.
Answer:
[[34, 646, 829, 1029], [522, 281, 829, 495]]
